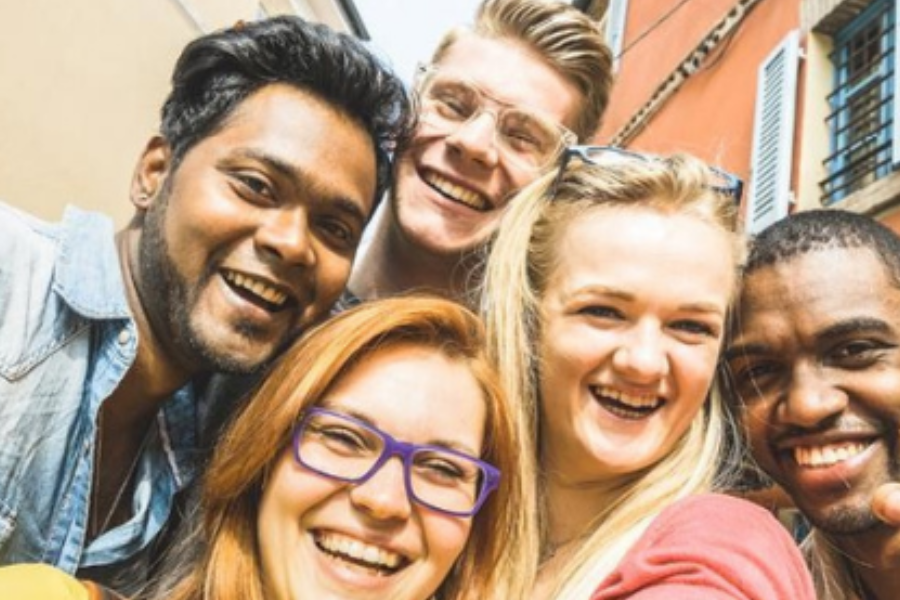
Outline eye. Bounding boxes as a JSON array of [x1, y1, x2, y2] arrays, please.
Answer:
[[671, 319, 717, 339], [500, 113, 554, 154], [414, 453, 476, 486], [309, 424, 370, 454], [725, 359, 782, 401], [827, 339, 893, 368], [578, 304, 624, 320], [503, 129, 542, 152], [315, 216, 357, 251], [428, 83, 477, 121], [233, 173, 275, 204]]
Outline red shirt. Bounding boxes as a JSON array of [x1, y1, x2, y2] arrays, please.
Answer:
[[592, 494, 815, 599]]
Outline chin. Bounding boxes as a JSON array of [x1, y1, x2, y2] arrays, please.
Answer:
[[803, 500, 881, 535]]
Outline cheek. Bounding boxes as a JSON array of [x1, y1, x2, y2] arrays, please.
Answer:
[[419, 512, 473, 575], [258, 458, 337, 537], [741, 404, 776, 459], [314, 254, 354, 300]]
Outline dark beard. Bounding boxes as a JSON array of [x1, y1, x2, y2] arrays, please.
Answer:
[[813, 503, 881, 535], [136, 182, 269, 376]]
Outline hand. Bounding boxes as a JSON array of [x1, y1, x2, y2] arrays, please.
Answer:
[[872, 483, 900, 526]]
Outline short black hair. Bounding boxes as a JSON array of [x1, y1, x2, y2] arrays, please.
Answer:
[[746, 209, 900, 288], [160, 16, 412, 203]]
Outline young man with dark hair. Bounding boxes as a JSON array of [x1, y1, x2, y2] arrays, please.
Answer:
[[724, 209, 900, 600], [0, 15, 410, 589]]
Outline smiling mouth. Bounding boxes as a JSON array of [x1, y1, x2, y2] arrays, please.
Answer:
[[590, 386, 664, 420], [423, 171, 490, 212], [222, 269, 291, 312], [791, 440, 873, 469], [314, 531, 407, 576]]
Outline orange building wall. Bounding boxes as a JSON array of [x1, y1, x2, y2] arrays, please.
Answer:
[[598, 0, 801, 184]]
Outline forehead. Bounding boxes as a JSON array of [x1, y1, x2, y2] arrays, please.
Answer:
[[549, 206, 735, 302], [434, 33, 582, 130], [737, 248, 900, 340], [205, 84, 377, 204], [321, 344, 486, 448]]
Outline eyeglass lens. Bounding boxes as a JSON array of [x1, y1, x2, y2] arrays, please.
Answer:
[[419, 70, 568, 170], [295, 410, 488, 515]]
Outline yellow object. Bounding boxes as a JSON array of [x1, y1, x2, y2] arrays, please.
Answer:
[[0, 564, 89, 600]]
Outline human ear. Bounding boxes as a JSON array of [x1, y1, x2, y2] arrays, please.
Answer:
[[130, 136, 172, 211]]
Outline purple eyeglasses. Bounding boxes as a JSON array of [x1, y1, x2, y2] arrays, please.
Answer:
[[293, 407, 500, 517]]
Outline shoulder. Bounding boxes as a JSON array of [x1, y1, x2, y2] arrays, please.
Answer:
[[0, 564, 90, 600], [650, 492, 783, 535], [641, 493, 811, 577], [594, 494, 815, 600], [0, 201, 59, 254]]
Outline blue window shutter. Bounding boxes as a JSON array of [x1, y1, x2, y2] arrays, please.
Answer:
[[747, 30, 800, 234], [892, 1, 899, 166]]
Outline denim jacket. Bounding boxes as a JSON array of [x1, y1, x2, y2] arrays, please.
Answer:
[[0, 203, 205, 573]]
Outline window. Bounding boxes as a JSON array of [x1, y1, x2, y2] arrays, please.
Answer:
[[821, 0, 896, 204]]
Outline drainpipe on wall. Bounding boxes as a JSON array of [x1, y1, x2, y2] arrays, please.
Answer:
[[336, 0, 369, 39]]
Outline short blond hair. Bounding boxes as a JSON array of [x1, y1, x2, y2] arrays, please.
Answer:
[[431, 0, 614, 140]]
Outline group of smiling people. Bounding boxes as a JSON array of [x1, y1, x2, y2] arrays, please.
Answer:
[[7, 147, 818, 599], [200, 147, 816, 600], [3, 0, 899, 598]]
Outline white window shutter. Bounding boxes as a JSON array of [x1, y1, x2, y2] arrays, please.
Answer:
[[746, 30, 800, 234], [605, 0, 629, 71]]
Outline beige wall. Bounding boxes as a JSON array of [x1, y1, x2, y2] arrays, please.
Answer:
[[0, 0, 351, 225]]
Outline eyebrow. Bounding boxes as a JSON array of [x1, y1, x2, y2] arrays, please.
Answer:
[[226, 149, 368, 225], [325, 404, 481, 456], [723, 342, 770, 363], [816, 317, 892, 342], [724, 316, 893, 362], [569, 285, 726, 315]]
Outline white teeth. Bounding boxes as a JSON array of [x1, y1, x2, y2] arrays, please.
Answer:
[[424, 172, 488, 211], [316, 532, 403, 571], [597, 387, 663, 410], [224, 271, 288, 307], [793, 441, 869, 468]]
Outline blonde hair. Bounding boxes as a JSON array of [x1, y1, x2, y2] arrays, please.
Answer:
[[480, 153, 746, 599], [154, 296, 528, 600], [431, 0, 614, 140]]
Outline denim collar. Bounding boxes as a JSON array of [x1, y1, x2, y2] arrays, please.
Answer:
[[54, 206, 131, 320]]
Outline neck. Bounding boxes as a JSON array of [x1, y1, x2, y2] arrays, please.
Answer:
[[348, 204, 481, 306], [831, 525, 900, 600], [543, 468, 623, 553], [88, 227, 202, 539], [533, 470, 624, 600], [116, 227, 195, 412]]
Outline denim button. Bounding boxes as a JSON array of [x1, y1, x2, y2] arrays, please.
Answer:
[[117, 329, 131, 345]]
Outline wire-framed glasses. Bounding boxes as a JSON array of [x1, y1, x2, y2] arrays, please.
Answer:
[[415, 63, 577, 172], [293, 407, 500, 517], [552, 145, 744, 204]]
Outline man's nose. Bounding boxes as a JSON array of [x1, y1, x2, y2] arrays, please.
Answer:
[[255, 207, 316, 267], [779, 364, 848, 428], [445, 110, 500, 168]]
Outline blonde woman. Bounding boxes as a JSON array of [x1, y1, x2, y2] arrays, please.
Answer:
[[481, 146, 815, 599], [0, 296, 525, 600]]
